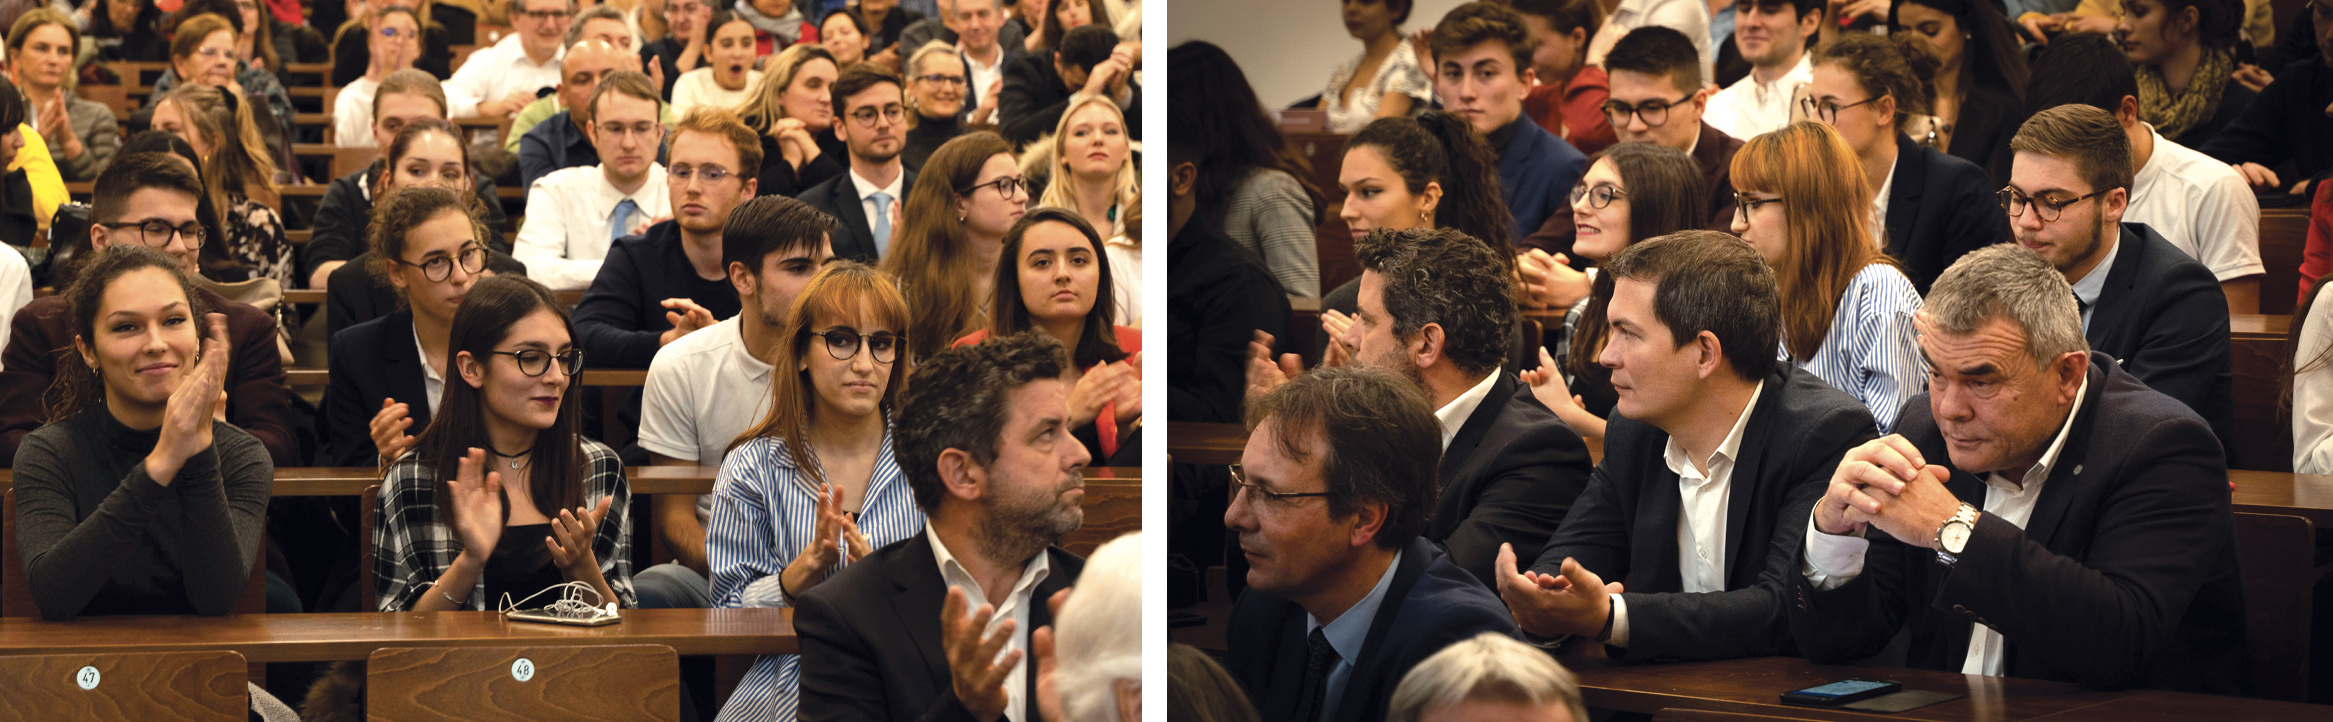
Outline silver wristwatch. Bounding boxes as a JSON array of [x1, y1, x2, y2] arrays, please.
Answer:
[[1934, 503, 1980, 566]]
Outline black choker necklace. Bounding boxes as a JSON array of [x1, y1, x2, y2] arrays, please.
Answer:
[[488, 442, 537, 471]]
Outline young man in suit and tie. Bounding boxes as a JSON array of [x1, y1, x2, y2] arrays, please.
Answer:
[[1225, 365, 1518, 722], [1248, 227, 1593, 587], [803, 63, 917, 263], [2001, 105, 2236, 458], [1498, 231, 1879, 663], [795, 330, 1089, 722], [1791, 243, 2249, 694]]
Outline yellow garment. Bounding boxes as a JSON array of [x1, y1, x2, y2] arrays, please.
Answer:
[[2032, 0, 2273, 51], [8, 125, 65, 233]]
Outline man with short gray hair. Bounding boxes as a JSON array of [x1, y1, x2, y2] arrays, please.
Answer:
[[1791, 242, 2248, 694], [1386, 632, 1589, 722]]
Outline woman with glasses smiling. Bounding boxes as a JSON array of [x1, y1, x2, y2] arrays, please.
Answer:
[[151, 11, 297, 161], [901, 41, 972, 170], [884, 131, 1027, 361], [374, 274, 634, 614], [708, 262, 921, 722], [1730, 121, 1926, 432], [322, 186, 495, 467]]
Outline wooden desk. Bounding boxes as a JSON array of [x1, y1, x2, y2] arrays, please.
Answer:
[[2231, 314, 2289, 342], [0, 609, 795, 662], [2230, 469, 2333, 527], [1168, 421, 1246, 466], [2229, 315, 2294, 471]]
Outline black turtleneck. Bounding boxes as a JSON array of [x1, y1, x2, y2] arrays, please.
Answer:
[[10, 406, 271, 620], [903, 114, 967, 173]]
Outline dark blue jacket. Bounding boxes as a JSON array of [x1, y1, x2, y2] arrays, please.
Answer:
[[572, 221, 744, 369], [1431, 371, 1594, 587], [1496, 115, 1588, 250], [518, 111, 598, 192], [2199, 57, 2333, 182], [2087, 222, 2236, 458], [321, 309, 432, 468], [1883, 134, 2011, 293], [1229, 537, 1517, 722], [801, 168, 918, 263], [1530, 366, 1877, 663]]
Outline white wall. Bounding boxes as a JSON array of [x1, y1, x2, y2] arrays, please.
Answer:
[[1168, 0, 1471, 110]]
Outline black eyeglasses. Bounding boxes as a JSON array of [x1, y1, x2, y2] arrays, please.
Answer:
[[1998, 187, 2104, 223], [1800, 95, 1882, 123], [806, 328, 902, 363], [1228, 464, 1334, 510], [391, 245, 485, 282], [515, 8, 574, 21], [849, 104, 908, 127], [1733, 191, 1784, 222], [99, 220, 205, 249], [1571, 183, 1626, 209], [490, 349, 585, 377], [959, 175, 1025, 200], [1601, 94, 1692, 128], [915, 74, 968, 86]]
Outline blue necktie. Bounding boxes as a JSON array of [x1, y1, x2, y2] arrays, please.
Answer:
[[869, 191, 893, 257], [610, 199, 639, 242]]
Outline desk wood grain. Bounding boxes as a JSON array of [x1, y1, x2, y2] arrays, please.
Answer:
[[0, 609, 794, 662]]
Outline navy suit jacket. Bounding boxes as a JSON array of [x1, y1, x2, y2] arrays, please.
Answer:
[[796, 533, 1081, 722], [572, 221, 744, 369], [321, 309, 433, 467], [1498, 116, 1588, 249], [1789, 352, 2249, 694], [1228, 538, 1517, 722], [802, 168, 918, 263], [2086, 223, 2235, 457], [1882, 135, 2009, 293], [1430, 371, 1595, 587], [1530, 366, 1877, 662]]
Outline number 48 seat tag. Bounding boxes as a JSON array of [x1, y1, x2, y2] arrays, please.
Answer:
[[512, 658, 536, 682]]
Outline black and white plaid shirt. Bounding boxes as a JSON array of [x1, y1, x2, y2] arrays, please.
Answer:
[[371, 437, 637, 612]]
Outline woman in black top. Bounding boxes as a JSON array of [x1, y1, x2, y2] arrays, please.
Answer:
[[86, 0, 169, 62], [901, 42, 971, 172], [14, 245, 271, 621], [736, 43, 846, 197]]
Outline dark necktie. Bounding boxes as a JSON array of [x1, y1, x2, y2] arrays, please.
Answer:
[[1294, 627, 1340, 722], [2074, 289, 2091, 316]]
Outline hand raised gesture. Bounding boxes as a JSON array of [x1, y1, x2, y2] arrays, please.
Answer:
[[370, 397, 417, 464], [782, 481, 853, 598], [447, 448, 506, 562], [547, 495, 613, 575], [941, 586, 1020, 722], [146, 313, 231, 485]]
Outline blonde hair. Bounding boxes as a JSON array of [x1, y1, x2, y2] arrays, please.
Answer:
[[157, 83, 282, 209], [1034, 94, 1139, 245], [735, 43, 839, 131], [1385, 633, 1590, 722]]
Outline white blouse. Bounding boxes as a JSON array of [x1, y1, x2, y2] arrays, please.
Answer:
[[1320, 42, 1433, 134], [2293, 294, 2333, 472]]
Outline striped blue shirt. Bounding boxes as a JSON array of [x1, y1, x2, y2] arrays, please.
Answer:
[[707, 424, 925, 722], [1783, 263, 1928, 433]]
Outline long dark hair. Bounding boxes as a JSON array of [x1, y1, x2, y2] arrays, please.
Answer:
[[987, 207, 1127, 369], [1039, 0, 1112, 52], [1349, 111, 1516, 264], [1167, 41, 1327, 236], [1567, 143, 1706, 376], [408, 276, 586, 528], [44, 245, 211, 422], [1890, 0, 2030, 102]]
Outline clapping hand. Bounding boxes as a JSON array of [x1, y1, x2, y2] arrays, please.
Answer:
[[1518, 348, 1586, 414], [369, 397, 417, 464], [658, 298, 718, 345], [1244, 330, 1303, 403], [1493, 543, 1624, 639], [448, 448, 506, 561], [145, 313, 231, 485], [782, 481, 855, 598], [546, 495, 613, 575], [941, 586, 1021, 722]]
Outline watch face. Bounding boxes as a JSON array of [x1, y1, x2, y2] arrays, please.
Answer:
[[1941, 523, 1972, 554]]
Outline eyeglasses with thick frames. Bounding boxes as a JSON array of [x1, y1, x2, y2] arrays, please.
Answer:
[[1601, 94, 1692, 128], [667, 164, 735, 184], [1800, 95, 1883, 124], [1228, 464, 1335, 510], [1571, 183, 1627, 209], [806, 328, 903, 363], [490, 349, 585, 377], [1998, 187, 2104, 223], [100, 220, 206, 249], [849, 104, 908, 127], [391, 244, 485, 282], [959, 175, 1026, 199], [1733, 192, 1785, 222], [915, 74, 968, 86]]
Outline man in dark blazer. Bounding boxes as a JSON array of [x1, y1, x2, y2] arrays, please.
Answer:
[[801, 63, 917, 263], [2003, 105, 2235, 454], [1501, 231, 1878, 663], [796, 331, 1091, 722], [1264, 227, 1591, 587], [996, 25, 1138, 149], [1882, 133, 2009, 293], [1226, 366, 1518, 722], [1430, 2, 1588, 250], [1791, 243, 2247, 694]]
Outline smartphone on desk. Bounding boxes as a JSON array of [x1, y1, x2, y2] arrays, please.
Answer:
[[1779, 679, 1901, 706]]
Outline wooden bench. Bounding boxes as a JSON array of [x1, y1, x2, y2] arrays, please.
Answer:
[[368, 644, 678, 721], [0, 650, 249, 719], [0, 608, 797, 662], [2229, 314, 2292, 471], [2259, 208, 2307, 315]]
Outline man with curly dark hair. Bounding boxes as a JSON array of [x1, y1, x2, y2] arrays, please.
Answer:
[[793, 329, 1090, 722]]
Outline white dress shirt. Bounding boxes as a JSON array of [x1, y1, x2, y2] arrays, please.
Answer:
[[1433, 371, 1502, 450], [0, 242, 31, 362], [963, 41, 1006, 117], [333, 76, 380, 147], [513, 163, 670, 291], [848, 166, 906, 256], [1704, 54, 1812, 140], [1587, 0, 1714, 84], [2126, 124, 2263, 282], [408, 324, 444, 417], [1610, 379, 1765, 647], [1871, 154, 1899, 249], [445, 33, 563, 119], [929, 522, 1052, 722], [1802, 374, 2090, 677]]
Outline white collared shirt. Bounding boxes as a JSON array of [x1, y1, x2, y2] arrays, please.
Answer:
[[1434, 372, 1502, 450], [2069, 233, 2121, 333], [513, 163, 671, 291], [1587, 0, 1714, 83], [445, 33, 563, 119], [1610, 379, 1765, 647], [2126, 123, 2263, 283], [1705, 54, 1812, 140], [928, 521, 1052, 722], [333, 76, 381, 147], [409, 322, 444, 418], [849, 166, 907, 256], [1802, 374, 2090, 677], [962, 41, 1005, 114], [1871, 153, 1899, 249]]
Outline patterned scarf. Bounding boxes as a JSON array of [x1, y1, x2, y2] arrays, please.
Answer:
[[2137, 47, 2234, 141], [732, 0, 807, 44]]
